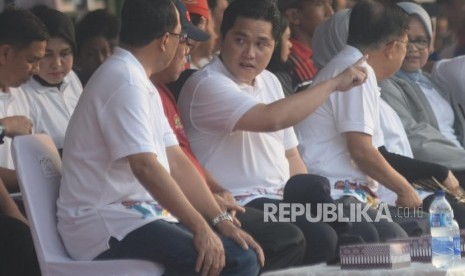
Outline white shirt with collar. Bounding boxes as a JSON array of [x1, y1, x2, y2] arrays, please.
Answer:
[[57, 47, 178, 261], [0, 87, 31, 169], [294, 45, 383, 203], [19, 71, 82, 149], [178, 57, 298, 206]]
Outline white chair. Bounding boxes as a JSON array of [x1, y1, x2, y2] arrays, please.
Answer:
[[12, 134, 165, 276]]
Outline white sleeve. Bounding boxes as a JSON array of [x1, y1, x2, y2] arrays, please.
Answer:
[[98, 84, 157, 161], [283, 126, 299, 150], [331, 81, 378, 136], [189, 76, 259, 134]]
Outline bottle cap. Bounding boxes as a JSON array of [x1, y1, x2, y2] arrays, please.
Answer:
[[435, 190, 446, 196]]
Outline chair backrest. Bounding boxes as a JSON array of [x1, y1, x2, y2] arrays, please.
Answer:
[[12, 134, 69, 269]]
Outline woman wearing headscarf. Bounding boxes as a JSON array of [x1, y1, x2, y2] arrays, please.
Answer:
[[19, 6, 82, 152]]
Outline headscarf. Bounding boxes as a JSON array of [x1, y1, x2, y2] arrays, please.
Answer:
[[312, 9, 351, 69], [396, 2, 433, 44]]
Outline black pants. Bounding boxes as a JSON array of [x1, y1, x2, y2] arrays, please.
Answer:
[[236, 207, 305, 271], [0, 214, 39, 276], [247, 174, 340, 265]]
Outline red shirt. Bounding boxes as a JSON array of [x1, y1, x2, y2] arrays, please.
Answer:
[[288, 39, 318, 89], [156, 84, 206, 180]]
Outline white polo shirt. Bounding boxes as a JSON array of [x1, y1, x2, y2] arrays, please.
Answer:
[[294, 46, 383, 203], [0, 87, 31, 169], [57, 48, 178, 261], [19, 71, 82, 149], [178, 57, 298, 205]]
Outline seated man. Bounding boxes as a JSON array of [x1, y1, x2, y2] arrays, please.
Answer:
[[151, 0, 305, 271], [380, 2, 465, 184], [294, 0, 418, 240], [178, 0, 370, 264], [0, 8, 48, 193], [0, 7, 48, 275], [56, 0, 262, 275]]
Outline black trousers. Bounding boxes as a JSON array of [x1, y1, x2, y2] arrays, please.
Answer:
[[0, 214, 39, 276], [246, 174, 340, 265], [236, 207, 305, 271]]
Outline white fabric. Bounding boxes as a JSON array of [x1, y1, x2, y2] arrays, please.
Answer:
[[0, 87, 31, 169], [418, 82, 463, 148], [57, 48, 178, 261], [178, 57, 298, 205], [19, 71, 82, 149], [433, 56, 465, 105], [295, 46, 383, 203], [379, 98, 413, 158], [12, 134, 164, 276]]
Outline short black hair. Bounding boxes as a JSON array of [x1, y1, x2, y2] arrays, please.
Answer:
[[0, 6, 49, 50], [347, 0, 409, 50], [119, 0, 178, 47], [76, 9, 120, 54], [220, 0, 281, 41]]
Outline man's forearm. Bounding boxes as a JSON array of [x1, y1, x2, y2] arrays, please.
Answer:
[[167, 146, 225, 221]]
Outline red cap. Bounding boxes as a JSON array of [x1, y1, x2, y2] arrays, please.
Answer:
[[182, 0, 209, 21]]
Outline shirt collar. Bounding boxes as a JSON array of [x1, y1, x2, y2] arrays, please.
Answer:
[[112, 47, 157, 95], [290, 39, 313, 60], [27, 75, 71, 94], [210, 56, 263, 91]]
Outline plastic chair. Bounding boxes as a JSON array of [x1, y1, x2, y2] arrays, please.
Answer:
[[12, 134, 165, 276]]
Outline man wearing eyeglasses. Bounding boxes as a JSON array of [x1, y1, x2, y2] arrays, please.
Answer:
[[57, 0, 262, 275], [381, 2, 465, 186]]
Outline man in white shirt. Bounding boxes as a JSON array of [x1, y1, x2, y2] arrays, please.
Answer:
[[294, 0, 419, 240], [57, 0, 262, 275], [0, 7, 48, 275], [179, 0, 369, 264]]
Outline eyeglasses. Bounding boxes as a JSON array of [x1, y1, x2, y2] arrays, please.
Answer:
[[407, 39, 430, 50], [169, 32, 188, 43]]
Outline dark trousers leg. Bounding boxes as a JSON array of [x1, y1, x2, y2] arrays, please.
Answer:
[[236, 207, 305, 271], [389, 205, 429, 236], [0, 214, 39, 276], [337, 197, 408, 241], [95, 220, 260, 276], [246, 198, 338, 265], [283, 174, 379, 243]]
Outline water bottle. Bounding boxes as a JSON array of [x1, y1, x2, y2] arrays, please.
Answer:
[[429, 190, 454, 268], [451, 219, 461, 264]]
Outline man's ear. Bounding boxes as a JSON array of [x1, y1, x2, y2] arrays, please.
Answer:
[[384, 41, 396, 59], [284, 9, 300, 26], [159, 32, 171, 52], [0, 44, 12, 65]]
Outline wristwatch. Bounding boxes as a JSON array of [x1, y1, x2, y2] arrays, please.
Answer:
[[0, 124, 5, 144], [211, 211, 233, 227]]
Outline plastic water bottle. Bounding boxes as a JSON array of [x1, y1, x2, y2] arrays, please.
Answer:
[[451, 219, 461, 264], [429, 190, 454, 268]]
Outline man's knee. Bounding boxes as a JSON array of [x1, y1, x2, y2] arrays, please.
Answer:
[[226, 248, 260, 276]]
